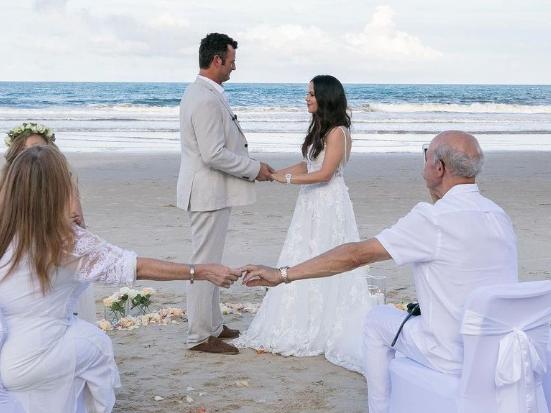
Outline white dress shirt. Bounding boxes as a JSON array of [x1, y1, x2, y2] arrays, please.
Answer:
[[196, 75, 228, 102], [375, 184, 518, 373]]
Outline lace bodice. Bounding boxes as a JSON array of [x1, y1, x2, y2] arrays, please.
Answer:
[[306, 126, 350, 177]]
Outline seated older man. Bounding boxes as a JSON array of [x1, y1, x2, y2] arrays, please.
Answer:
[[240, 130, 518, 413]]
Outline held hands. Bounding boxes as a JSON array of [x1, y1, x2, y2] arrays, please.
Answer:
[[192, 264, 283, 288], [256, 162, 275, 181], [197, 264, 242, 288], [237, 265, 282, 287]]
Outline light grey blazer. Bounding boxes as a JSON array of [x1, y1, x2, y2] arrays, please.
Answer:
[[177, 78, 260, 211]]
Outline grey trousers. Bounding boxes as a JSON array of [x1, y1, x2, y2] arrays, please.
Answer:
[[186, 207, 231, 347]]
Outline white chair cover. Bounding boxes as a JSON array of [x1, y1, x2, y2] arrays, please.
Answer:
[[0, 309, 26, 413], [389, 356, 459, 413], [460, 281, 551, 413], [461, 308, 551, 413], [388, 281, 551, 413]]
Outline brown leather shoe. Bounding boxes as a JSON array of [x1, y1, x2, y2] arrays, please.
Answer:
[[218, 325, 240, 340], [189, 336, 239, 355]]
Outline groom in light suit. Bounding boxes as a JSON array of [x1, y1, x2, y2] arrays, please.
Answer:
[[177, 33, 273, 354]]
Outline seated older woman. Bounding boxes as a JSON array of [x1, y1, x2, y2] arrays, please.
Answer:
[[2, 122, 95, 323], [0, 146, 239, 413]]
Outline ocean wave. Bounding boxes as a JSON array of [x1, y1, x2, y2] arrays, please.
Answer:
[[356, 102, 551, 114], [2, 101, 551, 115], [29, 127, 550, 135]]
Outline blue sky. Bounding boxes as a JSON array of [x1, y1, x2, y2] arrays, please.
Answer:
[[1, 0, 550, 83]]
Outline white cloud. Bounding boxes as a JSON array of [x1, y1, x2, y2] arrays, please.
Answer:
[[239, 24, 336, 60], [150, 14, 189, 30], [237, 6, 441, 68], [1, 0, 549, 82], [344, 6, 442, 61], [33, 0, 68, 11], [78, 10, 196, 58]]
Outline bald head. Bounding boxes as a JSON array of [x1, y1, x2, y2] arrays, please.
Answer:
[[430, 130, 484, 178]]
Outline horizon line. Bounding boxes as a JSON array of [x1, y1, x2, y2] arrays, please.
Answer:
[[1, 80, 551, 87]]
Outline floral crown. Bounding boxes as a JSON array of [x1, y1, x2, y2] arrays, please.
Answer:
[[4, 122, 56, 148]]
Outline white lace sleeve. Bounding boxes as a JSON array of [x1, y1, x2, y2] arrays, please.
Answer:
[[71, 226, 137, 285]]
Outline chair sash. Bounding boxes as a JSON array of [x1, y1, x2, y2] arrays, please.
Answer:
[[461, 307, 551, 413]]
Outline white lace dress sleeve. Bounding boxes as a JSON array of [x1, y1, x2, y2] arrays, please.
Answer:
[[71, 226, 137, 285]]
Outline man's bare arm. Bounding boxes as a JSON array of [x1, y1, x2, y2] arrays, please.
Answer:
[[240, 238, 391, 287]]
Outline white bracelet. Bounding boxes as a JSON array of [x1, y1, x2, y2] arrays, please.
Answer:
[[285, 173, 292, 184]]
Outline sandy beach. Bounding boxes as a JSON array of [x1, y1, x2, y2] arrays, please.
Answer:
[[15, 150, 551, 412]]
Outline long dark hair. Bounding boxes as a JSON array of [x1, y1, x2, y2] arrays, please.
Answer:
[[302, 75, 351, 159]]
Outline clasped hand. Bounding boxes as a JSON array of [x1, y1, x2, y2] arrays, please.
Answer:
[[202, 265, 282, 288], [237, 265, 281, 287]]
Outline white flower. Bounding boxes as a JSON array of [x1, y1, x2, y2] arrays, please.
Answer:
[[103, 296, 115, 307], [127, 289, 139, 299], [5, 122, 56, 147], [142, 287, 155, 296], [119, 287, 131, 296]]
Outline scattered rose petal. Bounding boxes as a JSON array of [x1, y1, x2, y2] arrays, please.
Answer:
[[96, 319, 113, 331], [102, 307, 186, 331], [154, 396, 164, 401], [220, 302, 260, 316], [186, 386, 195, 392], [235, 380, 249, 387]]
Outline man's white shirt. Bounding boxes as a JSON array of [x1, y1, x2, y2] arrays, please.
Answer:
[[375, 184, 518, 373], [197, 75, 229, 103]]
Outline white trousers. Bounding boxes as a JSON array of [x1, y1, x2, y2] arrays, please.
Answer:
[[10, 319, 119, 413], [364, 305, 431, 413], [186, 207, 231, 347]]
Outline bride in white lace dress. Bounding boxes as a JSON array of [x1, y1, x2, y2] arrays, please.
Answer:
[[235, 75, 373, 373]]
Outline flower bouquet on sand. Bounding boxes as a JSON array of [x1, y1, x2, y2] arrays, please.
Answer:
[[102, 287, 156, 322], [97, 307, 186, 331]]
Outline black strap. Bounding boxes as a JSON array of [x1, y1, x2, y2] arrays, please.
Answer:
[[391, 303, 420, 347]]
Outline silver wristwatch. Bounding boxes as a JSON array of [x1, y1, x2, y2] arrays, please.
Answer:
[[278, 266, 291, 283], [285, 173, 292, 184], [189, 264, 195, 284]]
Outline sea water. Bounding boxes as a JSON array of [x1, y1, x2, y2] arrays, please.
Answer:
[[1, 82, 550, 153]]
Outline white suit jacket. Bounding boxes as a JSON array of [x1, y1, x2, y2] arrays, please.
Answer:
[[177, 77, 260, 211]]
